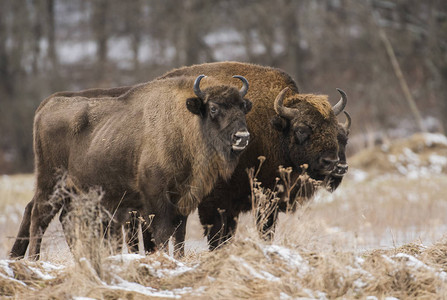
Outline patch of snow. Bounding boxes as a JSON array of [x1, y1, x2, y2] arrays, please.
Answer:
[[381, 254, 396, 265], [393, 253, 428, 270], [28, 266, 56, 280], [0, 271, 27, 287], [429, 154, 447, 165], [230, 255, 280, 282], [313, 190, 335, 204], [108, 278, 180, 298], [40, 261, 65, 272], [262, 244, 310, 274], [280, 292, 294, 299], [353, 278, 367, 289], [422, 133, 447, 147], [303, 288, 328, 299], [350, 169, 368, 182], [390, 144, 446, 178], [355, 256, 365, 265], [388, 154, 397, 163], [438, 271, 447, 281], [0, 260, 14, 277], [403, 148, 420, 165], [107, 253, 145, 264], [326, 226, 342, 234], [137, 253, 194, 279]]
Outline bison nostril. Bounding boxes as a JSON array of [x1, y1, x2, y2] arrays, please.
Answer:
[[333, 163, 348, 177], [337, 163, 348, 173], [338, 163, 348, 170]]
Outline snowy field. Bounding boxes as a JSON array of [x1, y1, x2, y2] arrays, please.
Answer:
[[1, 133, 447, 298]]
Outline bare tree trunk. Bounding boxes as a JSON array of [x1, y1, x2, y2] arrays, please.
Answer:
[[180, 0, 213, 66], [425, 1, 447, 133], [46, 0, 58, 71], [125, 0, 142, 73], [281, 0, 304, 88], [183, 0, 200, 65], [0, 0, 12, 96], [373, 11, 426, 132], [9, 0, 29, 96], [30, 0, 43, 75], [92, 0, 109, 79]]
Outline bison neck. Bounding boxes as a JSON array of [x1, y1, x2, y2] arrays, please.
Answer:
[[176, 137, 238, 216], [139, 101, 238, 216]]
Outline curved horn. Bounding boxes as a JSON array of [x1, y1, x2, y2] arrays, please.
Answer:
[[274, 87, 296, 119], [232, 75, 249, 98], [332, 88, 347, 116], [342, 111, 351, 131], [193, 74, 206, 99]]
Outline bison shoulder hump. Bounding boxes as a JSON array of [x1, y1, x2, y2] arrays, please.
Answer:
[[71, 104, 89, 134]]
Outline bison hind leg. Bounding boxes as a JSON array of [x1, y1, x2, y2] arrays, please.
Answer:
[[10, 200, 34, 259], [28, 189, 64, 260]]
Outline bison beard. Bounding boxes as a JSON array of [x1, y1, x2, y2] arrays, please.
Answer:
[[9, 74, 252, 260]]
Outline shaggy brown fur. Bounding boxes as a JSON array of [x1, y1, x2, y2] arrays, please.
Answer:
[[10, 75, 252, 259], [14, 62, 349, 255], [158, 61, 348, 250]]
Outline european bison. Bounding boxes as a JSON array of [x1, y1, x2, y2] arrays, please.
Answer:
[[10, 74, 252, 259], [158, 61, 350, 249]]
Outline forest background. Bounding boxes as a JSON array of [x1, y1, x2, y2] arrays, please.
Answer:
[[0, 0, 446, 174]]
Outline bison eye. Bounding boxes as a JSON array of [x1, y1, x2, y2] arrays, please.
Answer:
[[209, 105, 219, 117], [294, 125, 311, 144]]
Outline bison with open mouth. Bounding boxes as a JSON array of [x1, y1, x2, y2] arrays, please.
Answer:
[[10, 74, 252, 259]]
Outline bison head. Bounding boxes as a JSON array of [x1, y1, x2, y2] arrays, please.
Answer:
[[271, 87, 348, 182], [325, 111, 351, 191], [186, 75, 252, 159]]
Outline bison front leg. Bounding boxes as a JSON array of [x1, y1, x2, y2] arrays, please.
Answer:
[[256, 206, 279, 241], [148, 203, 179, 253], [10, 200, 34, 259], [124, 211, 140, 253], [198, 201, 238, 251], [172, 215, 187, 258], [140, 215, 156, 254]]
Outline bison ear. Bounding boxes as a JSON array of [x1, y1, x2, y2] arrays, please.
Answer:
[[271, 115, 289, 132], [186, 97, 204, 116], [244, 99, 252, 114]]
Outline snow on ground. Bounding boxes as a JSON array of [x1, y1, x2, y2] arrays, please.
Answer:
[[2, 208, 447, 298]]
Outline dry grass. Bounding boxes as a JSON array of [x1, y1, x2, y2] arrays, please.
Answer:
[[1, 133, 447, 299], [3, 235, 446, 299], [0, 174, 34, 259]]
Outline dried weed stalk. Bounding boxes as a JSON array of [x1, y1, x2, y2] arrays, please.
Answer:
[[248, 156, 321, 240], [50, 171, 117, 279]]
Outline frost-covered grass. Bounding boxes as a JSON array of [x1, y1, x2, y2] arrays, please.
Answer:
[[1, 133, 447, 298], [1, 237, 447, 299]]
